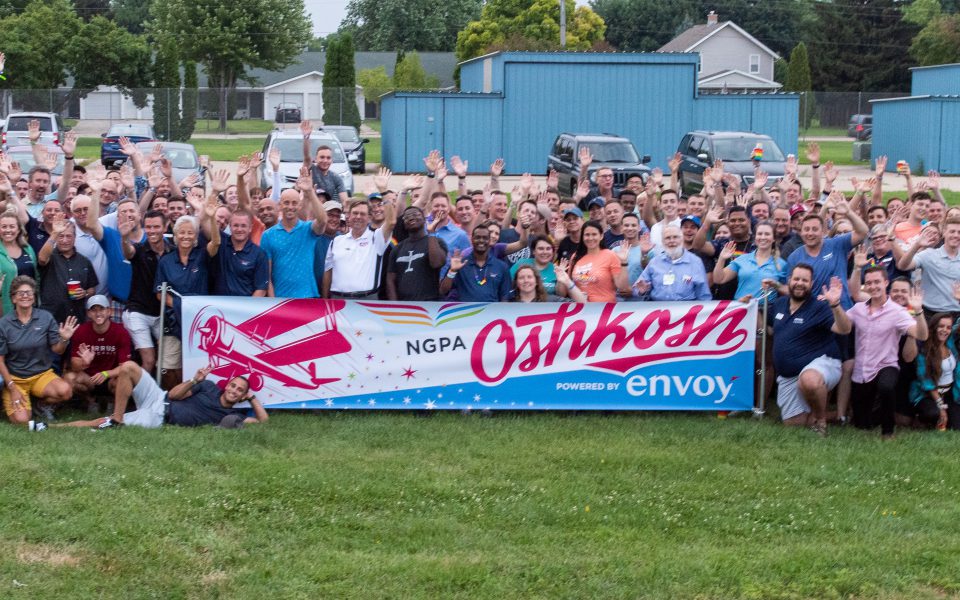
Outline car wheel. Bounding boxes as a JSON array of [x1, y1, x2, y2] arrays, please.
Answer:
[[358, 163, 365, 174]]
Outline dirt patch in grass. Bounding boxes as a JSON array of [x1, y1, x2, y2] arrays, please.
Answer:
[[16, 542, 81, 567]]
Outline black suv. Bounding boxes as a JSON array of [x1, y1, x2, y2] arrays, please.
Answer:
[[847, 114, 872, 140], [547, 133, 651, 196], [322, 125, 369, 173], [676, 131, 786, 196]]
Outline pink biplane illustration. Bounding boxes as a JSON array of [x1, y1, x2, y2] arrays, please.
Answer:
[[188, 299, 352, 391]]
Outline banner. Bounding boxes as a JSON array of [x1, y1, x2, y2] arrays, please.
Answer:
[[181, 298, 757, 411]]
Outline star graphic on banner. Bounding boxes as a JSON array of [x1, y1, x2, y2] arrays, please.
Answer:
[[402, 367, 416, 380], [403, 397, 411, 405], [424, 400, 436, 410], [368, 399, 376, 406], [348, 372, 356, 380], [528, 401, 534, 406], [458, 388, 463, 393], [324, 399, 334, 407], [354, 330, 363, 337], [366, 353, 374, 361], [473, 394, 481, 402]]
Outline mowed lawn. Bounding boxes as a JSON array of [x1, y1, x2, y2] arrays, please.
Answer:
[[2, 412, 959, 598]]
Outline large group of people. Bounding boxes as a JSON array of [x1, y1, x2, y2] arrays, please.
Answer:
[[0, 117, 958, 438]]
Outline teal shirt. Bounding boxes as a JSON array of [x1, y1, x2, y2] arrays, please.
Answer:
[[510, 259, 558, 294]]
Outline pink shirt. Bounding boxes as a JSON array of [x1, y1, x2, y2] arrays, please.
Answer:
[[846, 298, 915, 383]]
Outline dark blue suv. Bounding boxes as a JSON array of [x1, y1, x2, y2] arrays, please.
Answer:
[[101, 123, 156, 166]]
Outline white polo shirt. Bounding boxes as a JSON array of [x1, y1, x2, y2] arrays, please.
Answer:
[[325, 227, 388, 293]]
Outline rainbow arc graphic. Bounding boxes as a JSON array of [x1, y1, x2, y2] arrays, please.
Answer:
[[357, 302, 485, 327]]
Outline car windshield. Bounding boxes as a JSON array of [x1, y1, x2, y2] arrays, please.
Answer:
[[580, 141, 639, 163], [165, 149, 198, 169], [712, 138, 785, 162], [8, 150, 64, 174], [6, 117, 53, 131], [273, 139, 346, 163], [108, 124, 153, 138], [328, 128, 359, 143]]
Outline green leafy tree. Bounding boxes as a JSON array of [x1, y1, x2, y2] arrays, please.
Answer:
[[341, 0, 481, 51], [357, 66, 394, 115], [307, 35, 327, 51], [456, 0, 605, 63], [178, 60, 198, 141], [149, 0, 312, 132], [903, 0, 942, 25], [393, 52, 439, 90], [152, 39, 180, 141], [322, 33, 362, 129], [910, 15, 960, 66], [66, 15, 151, 106], [111, 0, 153, 35], [0, 0, 82, 90], [72, 0, 110, 21], [784, 42, 815, 129], [809, 0, 919, 92]]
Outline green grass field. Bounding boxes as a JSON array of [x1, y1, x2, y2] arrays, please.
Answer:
[[194, 119, 278, 134], [2, 412, 959, 598], [799, 126, 848, 138], [798, 140, 863, 167]]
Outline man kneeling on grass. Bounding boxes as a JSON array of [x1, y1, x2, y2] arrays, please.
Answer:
[[62, 363, 268, 429]]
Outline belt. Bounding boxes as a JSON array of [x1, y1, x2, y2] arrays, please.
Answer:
[[331, 289, 377, 299]]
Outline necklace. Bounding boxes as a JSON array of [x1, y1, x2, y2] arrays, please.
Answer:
[[473, 262, 488, 286]]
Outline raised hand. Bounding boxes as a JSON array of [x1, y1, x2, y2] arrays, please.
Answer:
[[296, 165, 313, 193], [434, 159, 448, 181], [712, 159, 725, 178], [423, 149, 441, 173], [891, 204, 910, 226], [705, 205, 725, 225], [27, 119, 41, 143], [806, 142, 821, 165], [210, 168, 230, 194], [490, 157, 505, 177], [853, 244, 868, 269], [450, 155, 468, 178], [908, 287, 924, 313], [754, 170, 768, 189], [927, 170, 941, 190], [194, 365, 213, 382], [824, 161, 838, 184], [819, 276, 843, 306], [574, 178, 590, 201], [178, 172, 200, 190], [59, 316, 79, 341], [719, 240, 737, 261], [236, 154, 251, 177], [118, 136, 136, 157], [449, 249, 464, 272], [639, 232, 654, 254], [520, 172, 534, 195], [62, 131, 78, 156], [577, 147, 592, 170], [248, 152, 262, 171], [668, 152, 682, 173], [650, 167, 663, 187], [120, 164, 135, 191], [77, 343, 95, 368], [52, 219, 69, 236], [268, 148, 280, 171], [919, 225, 940, 248], [785, 154, 798, 177], [118, 215, 137, 237], [149, 143, 164, 164], [830, 190, 850, 216], [546, 168, 559, 190], [875, 155, 887, 177], [555, 259, 573, 287], [158, 157, 173, 179], [199, 154, 211, 170], [374, 166, 391, 192], [148, 166, 164, 189], [401, 173, 423, 192], [299, 119, 312, 137]]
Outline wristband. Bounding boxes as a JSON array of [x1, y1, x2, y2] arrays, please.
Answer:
[[58, 337, 69, 344], [7, 381, 16, 389], [811, 164, 820, 168], [829, 303, 840, 308], [64, 155, 74, 161], [457, 176, 466, 180], [101, 371, 110, 380], [426, 172, 435, 179], [446, 271, 458, 279]]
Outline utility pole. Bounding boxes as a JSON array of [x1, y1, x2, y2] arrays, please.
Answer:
[[559, 0, 566, 48]]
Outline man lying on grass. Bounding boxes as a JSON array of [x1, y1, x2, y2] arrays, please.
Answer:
[[61, 362, 268, 429]]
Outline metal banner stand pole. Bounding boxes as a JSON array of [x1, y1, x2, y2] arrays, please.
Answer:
[[157, 282, 168, 383], [754, 298, 769, 419]]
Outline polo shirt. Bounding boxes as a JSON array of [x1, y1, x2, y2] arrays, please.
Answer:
[[310, 167, 346, 199], [312, 233, 334, 293], [214, 236, 270, 296], [768, 295, 841, 378], [98, 226, 132, 302], [639, 250, 711, 301], [913, 246, 960, 312], [325, 227, 389, 294], [846, 298, 915, 383], [260, 220, 321, 298], [26, 216, 50, 255], [168, 380, 247, 427], [786, 233, 855, 309], [39, 250, 98, 323], [451, 254, 512, 302], [0, 309, 60, 377], [72, 222, 109, 296], [127, 238, 173, 316], [429, 220, 471, 259], [728, 251, 786, 303], [154, 244, 212, 298], [25, 198, 46, 219]]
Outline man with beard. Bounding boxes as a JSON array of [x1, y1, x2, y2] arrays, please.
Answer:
[[634, 225, 710, 301], [768, 265, 851, 435], [387, 206, 447, 301], [441, 225, 511, 302]]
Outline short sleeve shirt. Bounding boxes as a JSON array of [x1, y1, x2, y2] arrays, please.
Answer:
[[39, 250, 98, 324], [389, 236, 446, 300], [260, 220, 321, 298], [768, 296, 841, 378], [325, 227, 388, 294], [914, 247, 960, 313], [846, 298, 915, 383], [214, 237, 270, 296], [70, 321, 132, 375], [0, 309, 60, 377], [571, 249, 622, 302], [786, 233, 855, 309], [168, 380, 247, 427], [310, 167, 346, 199], [452, 255, 512, 302]]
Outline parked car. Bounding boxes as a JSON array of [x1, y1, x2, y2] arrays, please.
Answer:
[[258, 128, 354, 194], [4, 144, 65, 177], [1, 112, 69, 150], [102, 123, 157, 166], [134, 141, 201, 185], [676, 131, 786, 196], [547, 133, 651, 197], [847, 114, 872, 141], [322, 125, 369, 173], [274, 103, 302, 124]]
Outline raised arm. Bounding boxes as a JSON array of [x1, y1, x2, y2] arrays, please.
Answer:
[[205, 170, 227, 256], [57, 132, 78, 204], [300, 120, 314, 168], [85, 175, 105, 241], [236, 155, 253, 212], [806, 143, 821, 200]]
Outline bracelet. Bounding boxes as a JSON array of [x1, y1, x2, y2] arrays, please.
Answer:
[[446, 271, 458, 279], [58, 337, 69, 344], [64, 155, 74, 161], [829, 303, 840, 308], [7, 381, 16, 388], [811, 164, 820, 168], [457, 176, 466, 180], [101, 371, 109, 380], [189, 378, 198, 385]]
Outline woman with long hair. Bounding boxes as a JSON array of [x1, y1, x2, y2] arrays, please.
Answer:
[[568, 220, 630, 302], [510, 264, 548, 303], [712, 220, 785, 304], [0, 210, 37, 315], [909, 312, 960, 430]]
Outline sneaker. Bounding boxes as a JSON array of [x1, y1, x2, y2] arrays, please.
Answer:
[[28, 420, 47, 432], [34, 403, 56, 422], [810, 421, 828, 438], [96, 417, 122, 430], [838, 416, 850, 427]]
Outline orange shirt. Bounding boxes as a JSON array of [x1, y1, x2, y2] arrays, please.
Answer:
[[893, 221, 922, 246], [571, 249, 621, 302], [251, 217, 266, 246]]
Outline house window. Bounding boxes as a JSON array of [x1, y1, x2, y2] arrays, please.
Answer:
[[749, 54, 760, 74]]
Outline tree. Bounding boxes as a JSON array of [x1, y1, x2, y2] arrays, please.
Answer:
[[910, 15, 960, 65], [393, 52, 439, 90], [322, 33, 362, 129], [111, 0, 153, 35], [66, 15, 151, 105], [307, 35, 327, 51], [72, 0, 110, 21], [809, 0, 919, 92], [784, 42, 814, 128], [903, 0, 942, 25], [591, 0, 697, 52], [149, 0, 312, 132], [178, 60, 198, 141], [357, 66, 394, 115], [456, 0, 605, 63], [0, 0, 82, 90], [152, 39, 180, 141], [341, 0, 482, 51]]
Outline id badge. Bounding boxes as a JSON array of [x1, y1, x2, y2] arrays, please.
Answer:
[[663, 273, 676, 286]]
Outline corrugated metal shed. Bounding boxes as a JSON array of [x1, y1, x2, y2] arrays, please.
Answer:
[[872, 95, 960, 174], [383, 51, 798, 174], [910, 64, 960, 97]]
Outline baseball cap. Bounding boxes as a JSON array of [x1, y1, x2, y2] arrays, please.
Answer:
[[323, 200, 343, 213], [587, 197, 606, 209], [789, 203, 806, 218], [562, 206, 584, 219], [680, 214, 702, 228], [85, 294, 110, 310]]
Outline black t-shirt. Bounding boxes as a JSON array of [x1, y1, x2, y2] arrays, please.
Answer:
[[128, 239, 173, 316], [168, 380, 247, 427], [39, 250, 98, 324], [26, 216, 49, 255], [557, 237, 578, 263], [389, 236, 446, 300]]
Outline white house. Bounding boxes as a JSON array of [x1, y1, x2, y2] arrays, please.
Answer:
[[658, 11, 781, 93]]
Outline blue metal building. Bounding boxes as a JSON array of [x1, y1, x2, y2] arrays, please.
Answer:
[[872, 64, 960, 174], [381, 52, 798, 175]]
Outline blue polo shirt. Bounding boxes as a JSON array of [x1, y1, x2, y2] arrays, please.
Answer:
[[786, 233, 855, 309], [768, 295, 841, 378], [98, 226, 132, 302], [154, 243, 212, 298], [452, 255, 512, 302], [215, 236, 269, 296], [260, 220, 321, 298], [429, 220, 471, 258], [729, 251, 786, 304]]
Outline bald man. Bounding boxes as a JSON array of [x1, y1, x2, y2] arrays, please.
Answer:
[[259, 178, 327, 298]]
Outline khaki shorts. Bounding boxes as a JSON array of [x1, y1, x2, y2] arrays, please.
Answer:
[[3, 369, 60, 418], [160, 335, 182, 371]]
